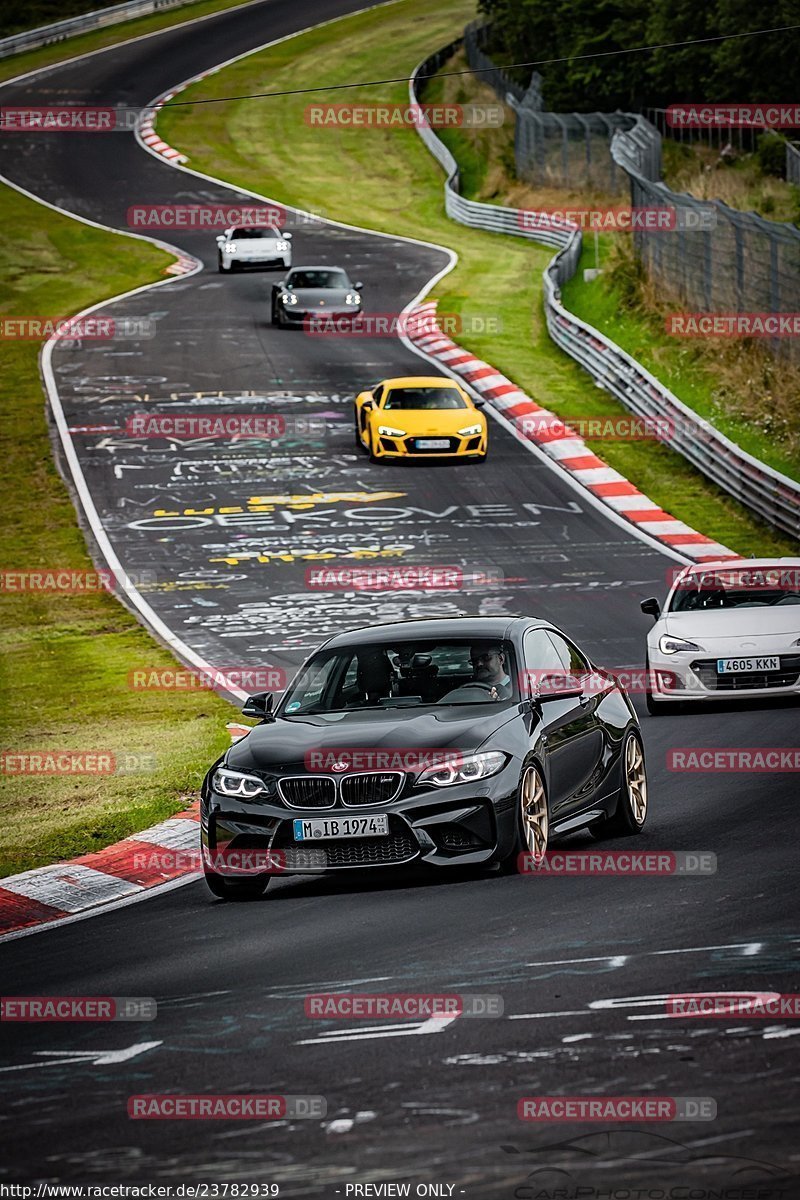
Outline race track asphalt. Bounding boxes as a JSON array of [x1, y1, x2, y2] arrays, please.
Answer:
[[1, 2, 798, 1192]]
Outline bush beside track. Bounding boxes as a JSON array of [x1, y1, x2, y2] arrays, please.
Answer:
[[157, 0, 798, 556], [0, 182, 233, 877]]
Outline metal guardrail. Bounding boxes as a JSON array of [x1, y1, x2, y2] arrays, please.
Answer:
[[0, 0, 196, 60], [788, 142, 800, 186], [410, 46, 800, 540]]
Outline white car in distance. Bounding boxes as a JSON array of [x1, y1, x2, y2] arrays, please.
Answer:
[[641, 558, 800, 713], [216, 226, 292, 272]]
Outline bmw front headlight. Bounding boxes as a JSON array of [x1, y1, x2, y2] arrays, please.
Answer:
[[458, 423, 483, 436], [418, 751, 507, 787], [212, 767, 267, 799], [281, 292, 298, 305], [658, 635, 704, 655], [378, 425, 407, 437]]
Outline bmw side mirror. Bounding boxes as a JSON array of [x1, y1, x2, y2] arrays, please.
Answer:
[[640, 597, 661, 621], [242, 692, 274, 721]]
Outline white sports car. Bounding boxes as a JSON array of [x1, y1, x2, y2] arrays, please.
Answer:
[[216, 226, 292, 272], [641, 558, 800, 713]]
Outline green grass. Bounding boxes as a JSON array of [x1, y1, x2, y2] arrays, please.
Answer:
[[0, 185, 234, 877], [0, 0, 258, 84], [158, 0, 798, 557]]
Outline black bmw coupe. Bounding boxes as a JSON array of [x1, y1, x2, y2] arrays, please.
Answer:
[[200, 617, 648, 898]]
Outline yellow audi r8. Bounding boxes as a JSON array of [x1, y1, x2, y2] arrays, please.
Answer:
[[354, 376, 487, 462]]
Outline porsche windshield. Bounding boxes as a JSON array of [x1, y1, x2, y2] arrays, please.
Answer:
[[383, 387, 468, 410], [669, 568, 800, 611], [288, 269, 349, 288], [280, 638, 518, 714], [232, 228, 279, 238]]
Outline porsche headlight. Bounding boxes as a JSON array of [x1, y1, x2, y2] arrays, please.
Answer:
[[275, 241, 289, 252], [418, 751, 507, 788], [658, 635, 704, 655], [223, 243, 238, 253], [378, 425, 406, 437], [345, 292, 361, 306], [458, 423, 483, 436], [281, 292, 298, 305], [212, 767, 267, 799]]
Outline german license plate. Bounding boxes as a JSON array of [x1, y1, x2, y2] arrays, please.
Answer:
[[415, 438, 450, 449], [293, 815, 389, 841], [717, 656, 780, 674]]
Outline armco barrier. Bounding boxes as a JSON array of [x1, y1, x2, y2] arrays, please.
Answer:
[[410, 45, 800, 541], [0, 0, 196, 60]]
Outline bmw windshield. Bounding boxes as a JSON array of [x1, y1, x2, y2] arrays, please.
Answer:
[[280, 638, 519, 714]]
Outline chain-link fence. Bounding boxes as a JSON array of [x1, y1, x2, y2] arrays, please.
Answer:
[[465, 21, 800, 364]]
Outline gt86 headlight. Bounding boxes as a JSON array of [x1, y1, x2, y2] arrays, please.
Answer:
[[418, 751, 507, 787], [658, 635, 704, 655], [212, 767, 267, 799]]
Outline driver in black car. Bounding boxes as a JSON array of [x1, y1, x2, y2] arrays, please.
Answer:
[[440, 642, 512, 702], [469, 643, 512, 698]]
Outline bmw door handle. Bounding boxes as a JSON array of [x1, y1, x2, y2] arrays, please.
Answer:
[[578, 693, 590, 707]]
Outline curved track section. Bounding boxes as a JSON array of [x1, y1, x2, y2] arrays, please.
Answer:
[[1, 2, 799, 1190]]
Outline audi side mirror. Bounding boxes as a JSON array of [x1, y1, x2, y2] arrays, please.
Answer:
[[242, 692, 274, 721], [640, 597, 661, 621]]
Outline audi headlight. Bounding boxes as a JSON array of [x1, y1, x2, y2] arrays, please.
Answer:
[[281, 292, 298, 305], [378, 425, 406, 437], [345, 292, 361, 306], [458, 423, 482, 436], [658, 635, 704, 655], [224, 243, 238, 253], [418, 751, 507, 788], [212, 767, 267, 799]]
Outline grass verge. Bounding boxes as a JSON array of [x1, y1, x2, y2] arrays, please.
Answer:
[[157, 1, 798, 555], [0, 186, 233, 877]]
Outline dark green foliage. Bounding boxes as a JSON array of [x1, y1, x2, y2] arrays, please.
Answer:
[[478, 0, 800, 111]]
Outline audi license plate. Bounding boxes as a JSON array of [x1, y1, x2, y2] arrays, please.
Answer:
[[415, 438, 450, 450], [293, 815, 389, 841], [717, 656, 780, 674]]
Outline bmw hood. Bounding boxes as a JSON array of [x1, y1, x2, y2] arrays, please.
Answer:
[[226, 705, 517, 773]]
